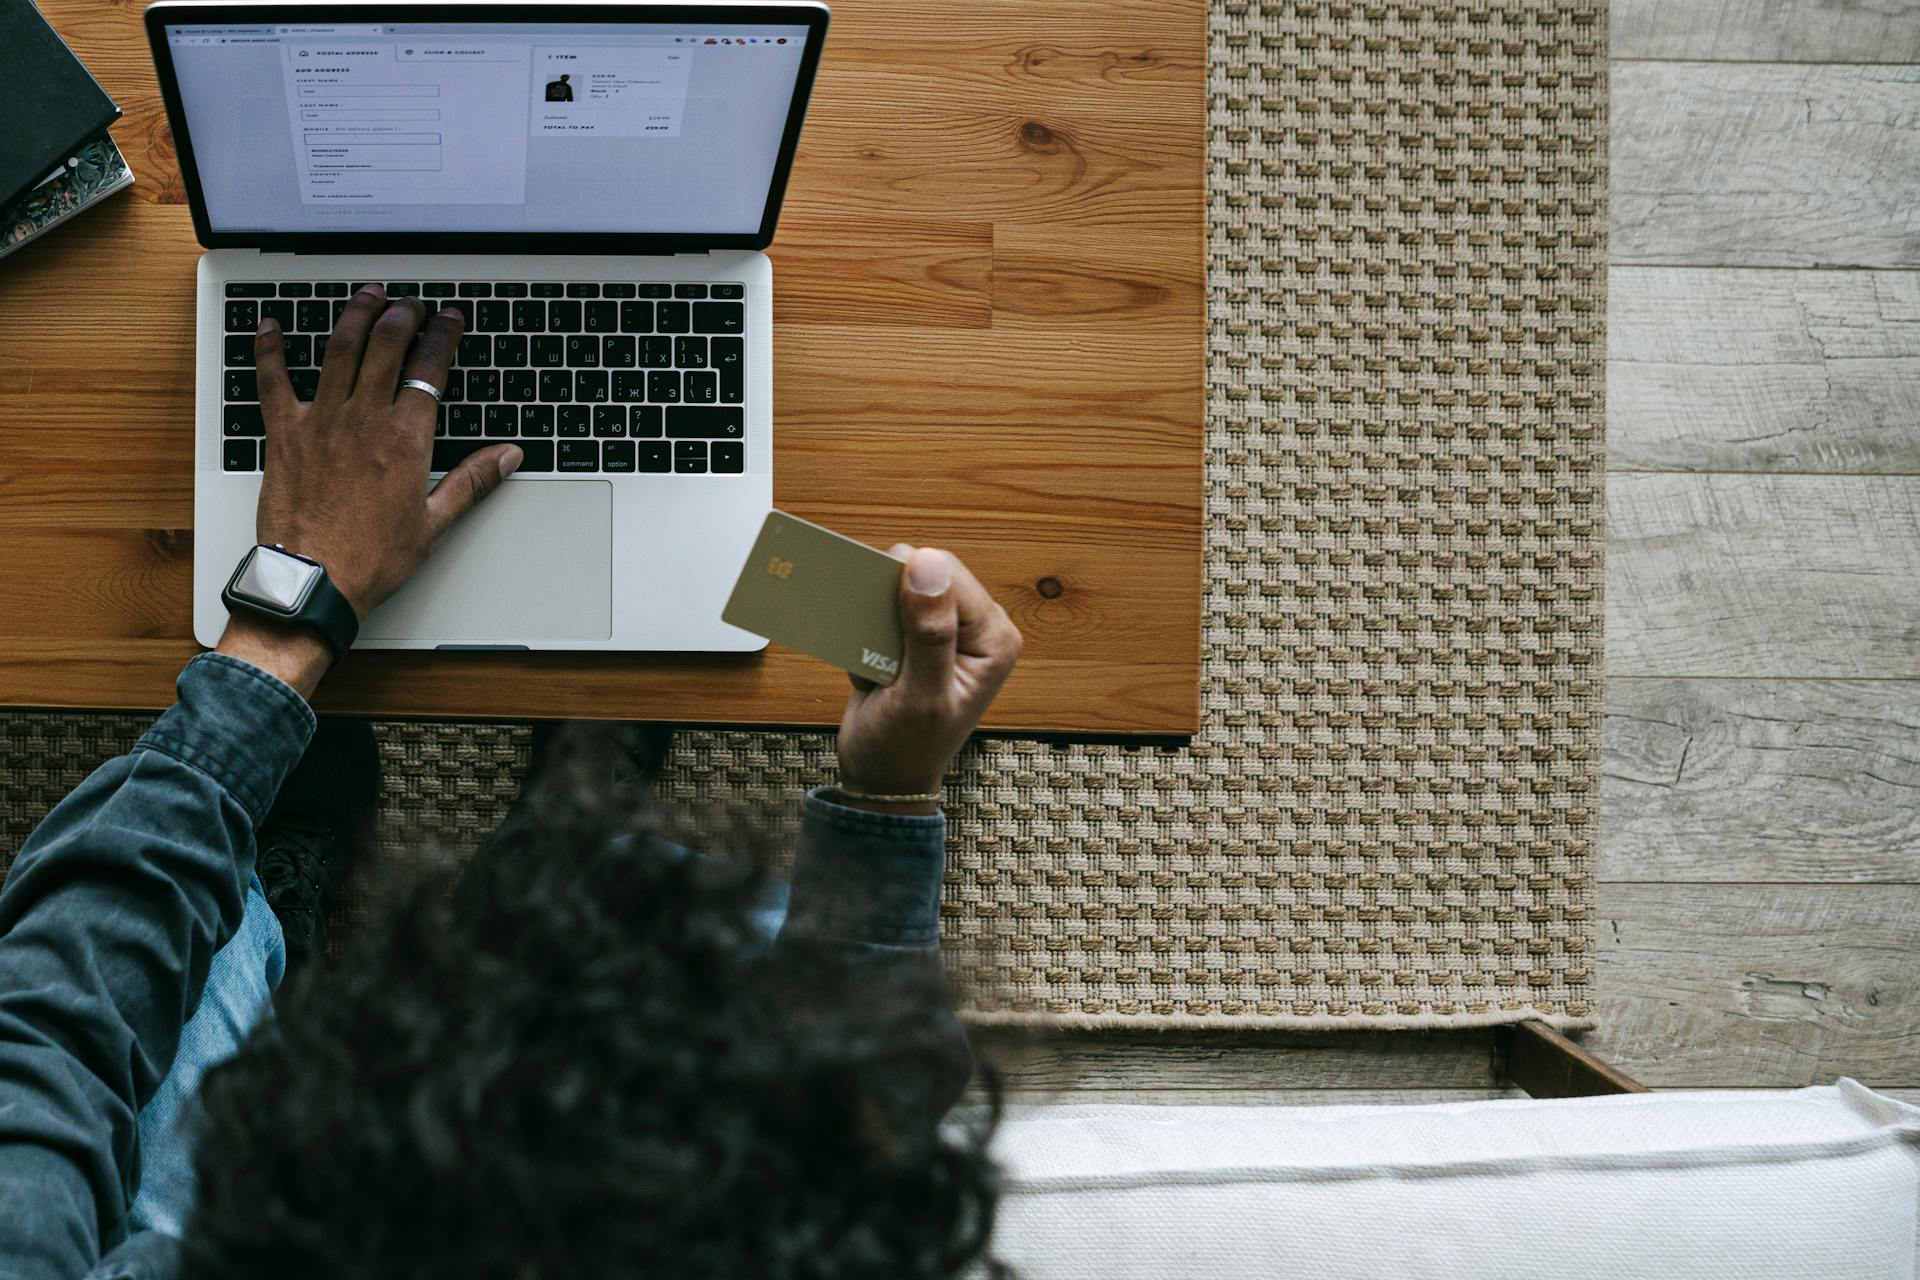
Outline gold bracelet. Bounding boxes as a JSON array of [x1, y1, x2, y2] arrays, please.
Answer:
[[834, 786, 943, 805]]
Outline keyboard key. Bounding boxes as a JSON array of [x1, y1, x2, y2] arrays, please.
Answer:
[[423, 281, 457, 298], [620, 301, 654, 333], [693, 302, 745, 335], [711, 284, 745, 300], [226, 282, 274, 298], [684, 371, 717, 404], [674, 283, 708, 299], [494, 335, 529, 368], [224, 439, 257, 471], [261, 299, 296, 332], [639, 336, 673, 368], [314, 333, 331, 365], [223, 404, 264, 436], [584, 301, 618, 332], [494, 282, 528, 298], [448, 299, 476, 328], [457, 335, 492, 367], [459, 283, 492, 297], [548, 301, 583, 333], [567, 283, 601, 298], [443, 368, 464, 400], [630, 405, 664, 437], [559, 440, 599, 472], [476, 300, 510, 332], [675, 336, 708, 368], [674, 441, 708, 473], [602, 335, 636, 368], [485, 405, 518, 437], [516, 440, 555, 472], [711, 441, 745, 473], [512, 300, 545, 333], [531, 335, 565, 367], [225, 335, 254, 367], [289, 369, 320, 400], [575, 371, 610, 403], [530, 282, 564, 298], [648, 371, 681, 404], [593, 405, 626, 437], [448, 404, 481, 437], [637, 440, 671, 472], [387, 282, 420, 297], [432, 440, 491, 471], [656, 301, 691, 334], [602, 440, 637, 472], [279, 282, 313, 298], [714, 337, 744, 403], [557, 405, 591, 436], [521, 404, 554, 437], [603, 283, 637, 299], [502, 370, 536, 402], [296, 300, 332, 332], [435, 404, 448, 436], [224, 369, 257, 402], [666, 406, 744, 439], [565, 335, 600, 368], [467, 369, 501, 402], [283, 334, 313, 368], [224, 301, 257, 333], [612, 372, 648, 402], [314, 281, 351, 297], [539, 370, 573, 402], [637, 283, 673, 298]]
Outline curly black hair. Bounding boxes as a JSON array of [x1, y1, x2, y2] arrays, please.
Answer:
[[180, 742, 1005, 1279]]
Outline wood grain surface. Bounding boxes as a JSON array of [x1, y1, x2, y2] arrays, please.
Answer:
[[1609, 268, 1920, 474], [1611, 63, 1920, 269], [0, 0, 1207, 734]]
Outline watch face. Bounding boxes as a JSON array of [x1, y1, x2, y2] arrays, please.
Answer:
[[233, 546, 323, 614]]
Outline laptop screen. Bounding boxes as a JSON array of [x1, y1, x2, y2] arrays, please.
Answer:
[[153, 10, 823, 242]]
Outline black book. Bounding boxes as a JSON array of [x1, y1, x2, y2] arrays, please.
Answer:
[[0, 0, 121, 211]]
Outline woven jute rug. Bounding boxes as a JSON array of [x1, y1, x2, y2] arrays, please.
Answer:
[[0, 0, 1605, 1031]]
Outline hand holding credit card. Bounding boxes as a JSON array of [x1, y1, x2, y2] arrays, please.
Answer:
[[722, 510, 1025, 810]]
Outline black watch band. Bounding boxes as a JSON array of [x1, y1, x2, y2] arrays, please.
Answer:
[[221, 544, 360, 664]]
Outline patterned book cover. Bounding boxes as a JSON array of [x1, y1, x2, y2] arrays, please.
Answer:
[[0, 134, 133, 261]]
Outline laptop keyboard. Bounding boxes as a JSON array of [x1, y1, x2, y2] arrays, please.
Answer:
[[219, 281, 747, 476]]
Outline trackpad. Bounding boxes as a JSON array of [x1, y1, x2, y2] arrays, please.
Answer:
[[361, 480, 613, 643]]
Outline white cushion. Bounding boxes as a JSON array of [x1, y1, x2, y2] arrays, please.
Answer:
[[986, 1081, 1920, 1279]]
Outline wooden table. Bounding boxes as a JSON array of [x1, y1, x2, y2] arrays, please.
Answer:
[[0, 1, 1205, 736]]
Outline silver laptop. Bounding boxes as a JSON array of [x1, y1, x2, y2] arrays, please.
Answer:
[[146, 0, 829, 651]]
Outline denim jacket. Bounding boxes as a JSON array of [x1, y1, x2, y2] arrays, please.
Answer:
[[0, 654, 955, 1278]]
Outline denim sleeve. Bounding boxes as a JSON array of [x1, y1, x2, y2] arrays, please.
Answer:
[[0, 654, 313, 1280]]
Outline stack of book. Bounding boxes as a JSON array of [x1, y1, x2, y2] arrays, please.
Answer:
[[0, 0, 134, 260]]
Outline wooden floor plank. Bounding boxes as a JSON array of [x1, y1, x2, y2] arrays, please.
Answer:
[[1606, 473, 1920, 678], [1611, 63, 1920, 269], [1611, 0, 1920, 64], [977, 1029, 1497, 1093], [1587, 883, 1920, 1087], [1609, 268, 1920, 474], [1604, 678, 1920, 883]]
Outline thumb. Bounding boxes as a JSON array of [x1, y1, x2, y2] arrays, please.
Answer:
[[426, 444, 521, 544], [897, 548, 956, 697]]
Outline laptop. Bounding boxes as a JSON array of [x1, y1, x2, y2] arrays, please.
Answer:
[[144, 1, 830, 652]]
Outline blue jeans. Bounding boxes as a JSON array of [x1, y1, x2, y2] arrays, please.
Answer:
[[127, 854, 790, 1240], [128, 874, 285, 1239]]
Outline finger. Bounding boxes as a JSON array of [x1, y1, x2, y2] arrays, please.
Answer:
[[314, 285, 387, 404], [355, 296, 428, 402], [425, 443, 522, 545], [253, 318, 299, 422], [396, 307, 464, 424], [939, 553, 1002, 653], [897, 548, 958, 699]]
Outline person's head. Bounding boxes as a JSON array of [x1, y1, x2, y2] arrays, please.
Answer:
[[559, 73, 570, 82], [178, 762, 1006, 1279]]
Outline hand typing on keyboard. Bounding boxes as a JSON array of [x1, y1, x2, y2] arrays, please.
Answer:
[[250, 285, 521, 622]]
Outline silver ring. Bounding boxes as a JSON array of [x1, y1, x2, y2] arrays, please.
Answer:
[[399, 378, 442, 402]]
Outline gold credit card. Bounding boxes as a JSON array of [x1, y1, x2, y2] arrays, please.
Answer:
[[722, 510, 906, 685]]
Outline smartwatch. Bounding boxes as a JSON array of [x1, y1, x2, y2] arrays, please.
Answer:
[[221, 544, 360, 664]]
